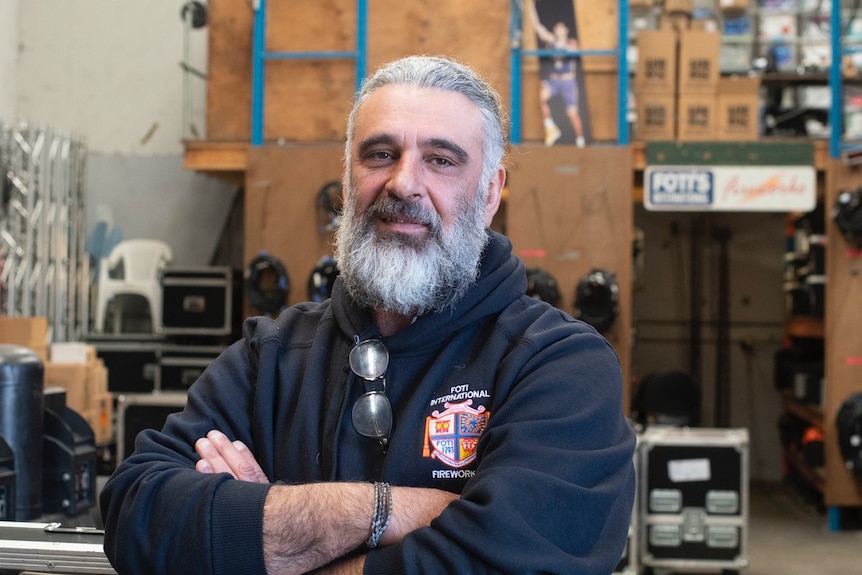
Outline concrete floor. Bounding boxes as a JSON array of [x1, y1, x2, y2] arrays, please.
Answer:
[[744, 481, 862, 575]]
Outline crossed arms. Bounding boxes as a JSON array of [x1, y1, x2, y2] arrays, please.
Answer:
[[194, 430, 457, 575]]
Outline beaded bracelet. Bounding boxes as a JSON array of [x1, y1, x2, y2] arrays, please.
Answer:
[[366, 481, 392, 548]]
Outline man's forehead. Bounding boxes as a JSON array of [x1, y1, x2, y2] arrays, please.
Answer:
[[352, 84, 484, 148]]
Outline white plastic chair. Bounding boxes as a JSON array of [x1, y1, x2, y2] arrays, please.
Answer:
[[94, 239, 173, 334]]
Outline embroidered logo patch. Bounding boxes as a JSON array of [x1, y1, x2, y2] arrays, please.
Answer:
[[423, 400, 489, 468]]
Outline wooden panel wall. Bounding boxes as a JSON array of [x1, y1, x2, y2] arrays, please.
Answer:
[[244, 145, 344, 311], [824, 160, 862, 508], [206, 0, 621, 144], [490, 145, 632, 409]]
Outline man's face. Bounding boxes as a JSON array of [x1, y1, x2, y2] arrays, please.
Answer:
[[347, 84, 499, 237], [335, 84, 504, 316]]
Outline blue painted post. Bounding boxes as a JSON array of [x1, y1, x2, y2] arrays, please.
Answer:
[[617, 0, 629, 145], [251, 0, 267, 146], [828, 506, 842, 532], [510, 0, 523, 145], [356, 0, 368, 94], [830, 2, 843, 158]]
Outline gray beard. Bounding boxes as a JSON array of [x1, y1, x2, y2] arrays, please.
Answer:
[[334, 187, 489, 317]]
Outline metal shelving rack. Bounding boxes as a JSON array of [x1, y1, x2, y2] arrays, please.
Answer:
[[508, 0, 630, 145], [250, 0, 368, 146], [0, 124, 89, 343], [830, 1, 862, 160]]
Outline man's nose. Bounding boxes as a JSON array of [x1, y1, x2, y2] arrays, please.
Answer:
[[385, 155, 425, 200]]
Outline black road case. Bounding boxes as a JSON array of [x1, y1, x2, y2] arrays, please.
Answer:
[[115, 393, 188, 462], [639, 426, 749, 573], [161, 267, 234, 336], [92, 340, 160, 393], [159, 345, 224, 392], [42, 407, 97, 517], [0, 436, 15, 521]]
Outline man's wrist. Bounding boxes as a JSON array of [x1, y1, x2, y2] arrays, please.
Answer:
[[366, 482, 392, 548]]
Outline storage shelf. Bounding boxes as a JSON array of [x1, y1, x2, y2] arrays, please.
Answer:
[[782, 391, 824, 430], [786, 315, 825, 339], [184, 139, 831, 199], [783, 445, 825, 493]]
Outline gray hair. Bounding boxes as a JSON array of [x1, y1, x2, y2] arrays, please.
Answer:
[[344, 55, 508, 190]]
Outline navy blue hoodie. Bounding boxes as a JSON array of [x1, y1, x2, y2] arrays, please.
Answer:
[[101, 230, 636, 574]]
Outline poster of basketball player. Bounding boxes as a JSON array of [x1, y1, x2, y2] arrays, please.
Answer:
[[524, 0, 591, 147]]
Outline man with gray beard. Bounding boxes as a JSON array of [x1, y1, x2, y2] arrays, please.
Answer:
[[101, 55, 636, 575]]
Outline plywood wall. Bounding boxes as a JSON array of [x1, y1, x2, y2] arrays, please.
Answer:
[[206, 0, 621, 144], [824, 159, 862, 508], [506, 145, 633, 406], [244, 144, 344, 312]]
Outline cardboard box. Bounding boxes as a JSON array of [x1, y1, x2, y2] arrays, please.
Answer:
[[663, 0, 693, 13], [28, 346, 48, 364], [716, 76, 761, 140], [659, 13, 691, 33], [635, 93, 677, 140], [0, 317, 48, 348], [50, 342, 89, 364], [87, 358, 108, 395], [635, 30, 678, 94], [677, 94, 717, 140], [86, 392, 114, 445], [44, 363, 89, 413], [678, 30, 721, 94], [719, 0, 748, 10], [630, 0, 655, 6]]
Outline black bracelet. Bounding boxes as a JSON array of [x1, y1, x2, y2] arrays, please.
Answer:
[[366, 481, 392, 548]]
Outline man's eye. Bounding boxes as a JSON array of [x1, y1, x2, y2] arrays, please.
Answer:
[[431, 156, 454, 167], [369, 151, 393, 161]]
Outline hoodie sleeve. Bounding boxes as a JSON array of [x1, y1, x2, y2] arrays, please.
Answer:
[[365, 314, 637, 575], [99, 336, 273, 575]]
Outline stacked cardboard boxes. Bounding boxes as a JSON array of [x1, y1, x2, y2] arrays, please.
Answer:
[[44, 343, 113, 445], [634, 2, 759, 141], [0, 317, 113, 444], [716, 75, 761, 140], [635, 30, 678, 140], [677, 29, 721, 141]]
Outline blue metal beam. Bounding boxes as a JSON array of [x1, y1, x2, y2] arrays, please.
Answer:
[[251, 0, 368, 147], [830, 2, 843, 158]]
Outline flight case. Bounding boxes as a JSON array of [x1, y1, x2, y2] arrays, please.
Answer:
[[0, 520, 115, 573], [639, 426, 749, 574], [161, 266, 234, 336], [115, 392, 188, 462]]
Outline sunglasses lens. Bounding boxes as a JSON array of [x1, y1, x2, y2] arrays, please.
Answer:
[[352, 391, 392, 439], [349, 339, 389, 380]]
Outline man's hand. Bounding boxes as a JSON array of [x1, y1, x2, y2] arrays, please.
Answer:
[[195, 430, 269, 483]]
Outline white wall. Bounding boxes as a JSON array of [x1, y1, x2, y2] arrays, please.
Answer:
[[10, 0, 237, 266], [0, 0, 18, 119]]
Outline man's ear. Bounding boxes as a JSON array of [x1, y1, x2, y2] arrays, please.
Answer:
[[483, 166, 506, 227]]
